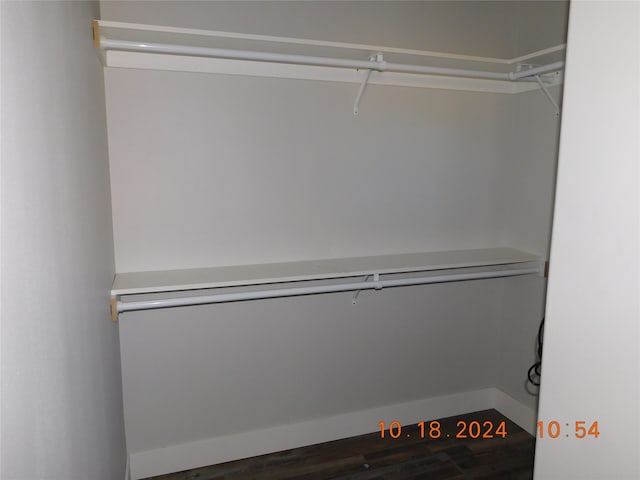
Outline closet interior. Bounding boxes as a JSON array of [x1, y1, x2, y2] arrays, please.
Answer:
[[97, 2, 569, 478]]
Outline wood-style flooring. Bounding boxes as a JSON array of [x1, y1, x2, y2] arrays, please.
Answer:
[[146, 409, 535, 480]]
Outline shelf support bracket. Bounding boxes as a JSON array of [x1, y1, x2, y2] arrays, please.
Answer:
[[110, 295, 119, 322], [352, 275, 370, 305], [92, 19, 100, 48], [351, 273, 382, 304], [534, 75, 560, 117], [373, 272, 382, 290], [353, 68, 373, 115]]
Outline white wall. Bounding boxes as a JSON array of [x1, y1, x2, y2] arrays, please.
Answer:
[[494, 83, 564, 411], [534, 2, 640, 479], [0, 2, 127, 479], [105, 69, 512, 272], [120, 280, 503, 448], [502, 85, 564, 260]]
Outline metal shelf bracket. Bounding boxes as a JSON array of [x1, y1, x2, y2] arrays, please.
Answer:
[[353, 54, 382, 115], [351, 272, 382, 304], [352, 275, 370, 305], [534, 75, 561, 117]]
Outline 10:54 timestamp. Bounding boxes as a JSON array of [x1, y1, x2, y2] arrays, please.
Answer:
[[537, 421, 600, 439]]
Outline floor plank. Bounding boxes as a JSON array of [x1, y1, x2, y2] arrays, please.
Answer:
[[145, 409, 535, 480]]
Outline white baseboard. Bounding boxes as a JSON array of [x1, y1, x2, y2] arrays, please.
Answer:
[[124, 453, 131, 480], [124, 455, 131, 480], [492, 388, 538, 435], [129, 387, 535, 479], [130, 388, 495, 479]]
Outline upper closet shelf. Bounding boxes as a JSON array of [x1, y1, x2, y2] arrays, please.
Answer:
[[110, 247, 545, 321], [92, 20, 565, 102]]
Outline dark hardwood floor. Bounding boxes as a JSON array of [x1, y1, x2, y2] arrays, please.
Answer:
[[147, 409, 535, 480]]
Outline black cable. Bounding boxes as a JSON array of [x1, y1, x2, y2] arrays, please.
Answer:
[[527, 317, 545, 387]]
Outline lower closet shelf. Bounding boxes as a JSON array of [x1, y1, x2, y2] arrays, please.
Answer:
[[110, 247, 544, 321]]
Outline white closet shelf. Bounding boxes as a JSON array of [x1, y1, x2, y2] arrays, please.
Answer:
[[92, 20, 565, 99], [110, 247, 545, 321]]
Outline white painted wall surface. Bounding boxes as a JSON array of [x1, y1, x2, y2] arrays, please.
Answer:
[[105, 68, 511, 272], [502, 85, 563, 260], [534, 2, 640, 479], [120, 280, 503, 451], [1, 2, 127, 479], [495, 84, 564, 411], [496, 276, 547, 410]]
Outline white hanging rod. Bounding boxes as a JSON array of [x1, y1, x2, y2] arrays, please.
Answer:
[[114, 265, 541, 317], [94, 20, 566, 65], [98, 37, 564, 82]]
